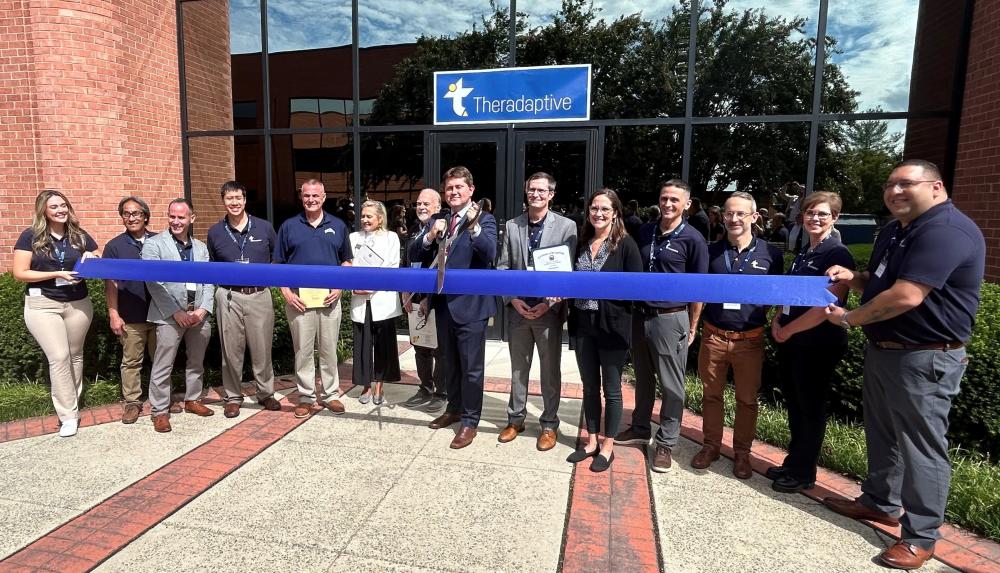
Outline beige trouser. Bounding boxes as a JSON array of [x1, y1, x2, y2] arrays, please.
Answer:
[[216, 288, 275, 403], [24, 295, 94, 422], [286, 302, 341, 404], [120, 322, 156, 405]]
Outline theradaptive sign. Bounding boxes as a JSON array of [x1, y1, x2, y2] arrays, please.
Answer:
[[472, 94, 575, 115]]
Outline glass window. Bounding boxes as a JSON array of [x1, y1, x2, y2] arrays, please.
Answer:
[[271, 134, 353, 228], [360, 133, 425, 208], [603, 126, 683, 209], [187, 135, 267, 231], [695, 1, 819, 116], [517, 2, 688, 121], [823, 0, 918, 113], [359, 1, 508, 125], [266, 0, 353, 128]]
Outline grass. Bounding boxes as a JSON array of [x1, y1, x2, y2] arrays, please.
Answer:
[[0, 377, 124, 423], [683, 377, 1000, 542]]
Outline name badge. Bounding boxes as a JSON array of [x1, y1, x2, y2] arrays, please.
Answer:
[[526, 266, 534, 271], [874, 261, 887, 278], [410, 262, 422, 269], [236, 257, 250, 264], [28, 288, 42, 297], [723, 302, 741, 310], [54, 278, 73, 287], [186, 282, 197, 292], [782, 305, 791, 315]]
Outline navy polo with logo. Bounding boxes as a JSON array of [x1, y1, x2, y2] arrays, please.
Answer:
[[861, 200, 985, 345], [778, 235, 854, 346], [104, 231, 155, 323], [14, 229, 98, 302], [703, 237, 783, 330], [274, 211, 353, 266], [637, 221, 709, 308], [206, 214, 277, 264]]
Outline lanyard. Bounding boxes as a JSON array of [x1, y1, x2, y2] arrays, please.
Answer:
[[791, 234, 829, 274], [51, 235, 68, 269], [127, 232, 149, 253], [224, 216, 252, 259], [724, 237, 758, 274], [875, 221, 913, 270], [174, 237, 192, 262], [648, 222, 685, 271], [527, 217, 545, 264]]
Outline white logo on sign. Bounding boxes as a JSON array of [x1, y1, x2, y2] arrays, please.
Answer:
[[444, 78, 473, 117]]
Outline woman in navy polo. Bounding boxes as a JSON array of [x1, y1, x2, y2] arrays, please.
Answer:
[[12, 190, 99, 437], [770, 191, 854, 492]]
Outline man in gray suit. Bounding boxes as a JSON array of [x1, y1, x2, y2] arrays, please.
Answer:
[[496, 172, 577, 451], [143, 198, 215, 433]]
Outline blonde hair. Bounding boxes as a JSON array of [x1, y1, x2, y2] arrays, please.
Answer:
[[31, 190, 88, 256], [360, 200, 388, 232], [801, 191, 843, 217]]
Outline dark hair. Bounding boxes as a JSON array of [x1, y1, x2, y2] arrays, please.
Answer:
[[117, 195, 150, 220], [526, 172, 556, 192], [579, 188, 627, 254], [894, 159, 942, 182], [220, 180, 247, 199], [659, 178, 691, 196], [443, 166, 474, 187], [168, 197, 194, 213]]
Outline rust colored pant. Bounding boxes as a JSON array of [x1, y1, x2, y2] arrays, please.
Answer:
[[697, 325, 765, 454]]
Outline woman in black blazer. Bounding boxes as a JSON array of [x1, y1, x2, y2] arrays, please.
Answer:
[[565, 188, 643, 471]]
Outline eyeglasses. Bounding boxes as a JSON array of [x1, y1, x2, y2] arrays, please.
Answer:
[[121, 211, 145, 220], [589, 206, 614, 214], [526, 188, 551, 196], [803, 209, 832, 220], [883, 179, 936, 191], [722, 211, 752, 220]]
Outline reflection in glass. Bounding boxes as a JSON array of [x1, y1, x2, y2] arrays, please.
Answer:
[[522, 140, 588, 216], [271, 134, 353, 228], [604, 126, 682, 209], [361, 133, 425, 207], [438, 142, 500, 213]]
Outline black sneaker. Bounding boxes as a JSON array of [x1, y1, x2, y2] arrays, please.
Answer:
[[403, 387, 433, 408], [771, 474, 815, 493], [765, 465, 789, 481], [615, 426, 652, 445], [424, 395, 447, 413]]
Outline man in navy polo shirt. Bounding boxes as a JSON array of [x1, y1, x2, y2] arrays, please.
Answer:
[[207, 181, 280, 419], [693, 191, 782, 478], [275, 179, 353, 419], [823, 159, 986, 570], [617, 179, 709, 472], [104, 196, 156, 424]]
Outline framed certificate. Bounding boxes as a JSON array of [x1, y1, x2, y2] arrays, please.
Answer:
[[299, 287, 330, 309], [531, 245, 572, 272]]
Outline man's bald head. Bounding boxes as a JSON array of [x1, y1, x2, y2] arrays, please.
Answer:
[[415, 188, 441, 223]]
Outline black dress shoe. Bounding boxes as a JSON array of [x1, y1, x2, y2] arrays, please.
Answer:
[[771, 474, 815, 493], [590, 452, 615, 473], [566, 448, 598, 464], [765, 466, 789, 480]]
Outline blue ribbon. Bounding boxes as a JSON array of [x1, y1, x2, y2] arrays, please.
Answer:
[[76, 258, 837, 306]]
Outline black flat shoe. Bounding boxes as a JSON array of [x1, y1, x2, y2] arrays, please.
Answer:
[[765, 466, 789, 481], [590, 452, 615, 473], [566, 448, 598, 463], [771, 474, 815, 493]]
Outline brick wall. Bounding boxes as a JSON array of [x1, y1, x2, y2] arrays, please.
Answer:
[[952, 0, 1000, 281], [0, 0, 183, 269]]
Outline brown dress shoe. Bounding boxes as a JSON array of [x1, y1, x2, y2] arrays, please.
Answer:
[[324, 399, 346, 415], [536, 429, 558, 451], [152, 414, 171, 433], [498, 424, 524, 443], [293, 403, 312, 418], [690, 445, 720, 469], [121, 403, 141, 425], [223, 403, 241, 418], [822, 497, 900, 527], [259, 396, 282, 411], [184, 400, 214, 417], [168, 402, 183, 414], [733, 452, 753, 479], [428, 412, 461, 429], [878, 541, 934, 570], [450, 426, 477, 449]]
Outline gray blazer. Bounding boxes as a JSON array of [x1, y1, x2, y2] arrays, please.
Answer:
[[142, 230, 215, 324], [496, 210, 578, 307]]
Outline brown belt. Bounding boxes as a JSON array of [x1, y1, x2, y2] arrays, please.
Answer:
[[874, 340, 964, 351], [703, 321, 765, 341], [649, 305, 687, 315], [220, 285, 267, 295]]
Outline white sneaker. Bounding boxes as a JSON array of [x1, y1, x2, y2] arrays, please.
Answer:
[[59, 418, 78, 437]]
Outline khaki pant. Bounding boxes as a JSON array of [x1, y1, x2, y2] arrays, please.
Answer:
[[286, 302, 341, 404], [120, 322, 156, 405], [216, 288, 275, 403], [24, 295, 94, 422], [697, 325, 765, 454], [149, 320, 212, 415]]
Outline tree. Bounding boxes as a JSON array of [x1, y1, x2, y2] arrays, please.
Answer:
[[816, 112, 902, 213]]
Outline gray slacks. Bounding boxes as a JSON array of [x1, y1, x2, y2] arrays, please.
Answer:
[[216, 288, 275, 403], [506, 309, 563, 429], [858, 344, 966, 549], [630, 310, 689, 448], [149, 319, 212, 415]]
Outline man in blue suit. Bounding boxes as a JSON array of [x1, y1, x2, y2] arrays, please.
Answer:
[[409, 166, 497, 449]]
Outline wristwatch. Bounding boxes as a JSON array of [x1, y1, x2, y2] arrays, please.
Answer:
[[839, 312, 853, 330]]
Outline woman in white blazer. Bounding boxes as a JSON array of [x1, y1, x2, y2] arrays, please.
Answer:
[[350, 200, 403, 404]]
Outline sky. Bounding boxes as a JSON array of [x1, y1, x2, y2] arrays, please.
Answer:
[[228, 0, 919, 115]]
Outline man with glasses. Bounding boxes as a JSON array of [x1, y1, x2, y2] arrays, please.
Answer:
[[206, 181, 280, 418], [496, 172, 577, 451], [617, 179, 709, 472], [822, 160, 985, 570], [104, 196, 157, 424], [693, 192, 783, 478]]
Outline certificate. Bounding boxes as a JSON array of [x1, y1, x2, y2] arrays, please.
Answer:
[[299, 287, 330, 309], [355, 242, 385, 267], [407, 309, 437, 349], [531, 245, 572, 272]]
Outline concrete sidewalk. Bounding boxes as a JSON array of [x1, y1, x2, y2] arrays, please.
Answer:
[[0, 339, 995, 572]]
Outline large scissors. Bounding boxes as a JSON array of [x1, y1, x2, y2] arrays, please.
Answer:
[[435, 199, 485, 294]]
